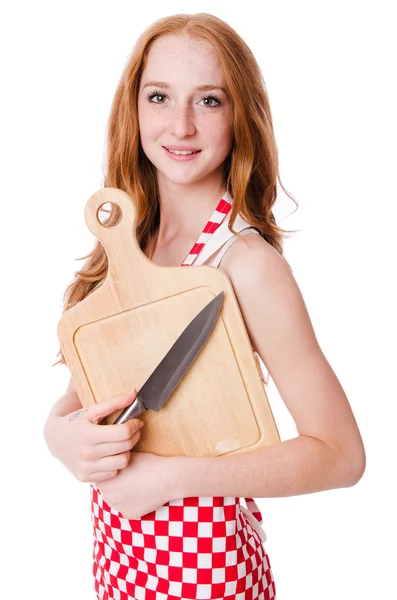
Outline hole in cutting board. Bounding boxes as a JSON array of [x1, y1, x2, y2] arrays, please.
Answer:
[[97, 202, 123, 228]]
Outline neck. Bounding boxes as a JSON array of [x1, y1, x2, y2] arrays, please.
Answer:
[[155, 169, 227, 243]]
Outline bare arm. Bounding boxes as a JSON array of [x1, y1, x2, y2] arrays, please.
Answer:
[[46, 378, 83, 419], [171, 236, 366, 499]]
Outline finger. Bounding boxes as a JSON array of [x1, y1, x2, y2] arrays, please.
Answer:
[[87, 389, 138, 424], [92, 419, 144, 444], [93, 452, 132, 472], [90, 470, 119, 483], [92, 431, 142, 458]]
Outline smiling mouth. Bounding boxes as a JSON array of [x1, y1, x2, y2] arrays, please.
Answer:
[[163, 147, 201, 155]]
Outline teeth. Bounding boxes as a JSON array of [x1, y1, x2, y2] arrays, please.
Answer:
[[167, 149, 197, 155]]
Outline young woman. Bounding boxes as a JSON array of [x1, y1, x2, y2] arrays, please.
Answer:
[[44, 13, 366, 600]]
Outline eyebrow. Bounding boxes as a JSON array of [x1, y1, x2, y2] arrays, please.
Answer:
[[142, 81, 228, 94]]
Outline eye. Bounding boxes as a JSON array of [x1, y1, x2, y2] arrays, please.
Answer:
[[147, 91, 167, 104], [199, 94, 222, 108]]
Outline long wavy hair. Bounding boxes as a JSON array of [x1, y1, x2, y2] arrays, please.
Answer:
[[58, 12, 298, 363]]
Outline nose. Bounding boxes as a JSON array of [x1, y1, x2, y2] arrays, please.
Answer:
[[168, 104, 196, 138]]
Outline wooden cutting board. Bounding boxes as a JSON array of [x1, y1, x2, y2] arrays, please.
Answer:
[[58, 188, 280, 457]]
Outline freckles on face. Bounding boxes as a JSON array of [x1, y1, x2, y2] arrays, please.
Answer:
[[137, 34, 234, 153]]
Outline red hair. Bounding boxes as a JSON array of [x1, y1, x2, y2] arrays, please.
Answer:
[[58, 13, 297, 362]]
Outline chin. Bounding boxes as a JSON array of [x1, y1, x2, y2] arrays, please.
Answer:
[[164, 174, 203, 186], [158, 161, 227, 186], [157, 166, 212, 187]]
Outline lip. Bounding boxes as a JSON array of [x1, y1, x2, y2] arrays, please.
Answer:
[[163, 146, 202, 162], [163, 145, 201, 151]]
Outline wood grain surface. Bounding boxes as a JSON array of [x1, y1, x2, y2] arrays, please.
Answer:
[[57, 188, 280, 457]]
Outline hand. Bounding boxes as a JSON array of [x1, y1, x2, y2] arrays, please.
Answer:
[[44, 389, 144, 482], [96, 451, 180, 519]]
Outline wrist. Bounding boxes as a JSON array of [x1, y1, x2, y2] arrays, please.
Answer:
[[164, 455, 191, 501], [166, 455, 214, 500]]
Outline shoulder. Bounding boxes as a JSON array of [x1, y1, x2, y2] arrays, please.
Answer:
[[219, 231, 311, 346], [218, 231, 319, 388], [220, 231, 293, 289]]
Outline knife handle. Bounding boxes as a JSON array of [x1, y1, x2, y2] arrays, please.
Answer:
[[113, 395, 147, 424]]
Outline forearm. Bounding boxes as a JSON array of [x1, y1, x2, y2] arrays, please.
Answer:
[[43, 391, 82, 455], [173, 435, 362, 500], [47, 390, 82, 419]]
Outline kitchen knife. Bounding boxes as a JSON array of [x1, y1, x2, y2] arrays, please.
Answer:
[[113, 291, 224, 424]]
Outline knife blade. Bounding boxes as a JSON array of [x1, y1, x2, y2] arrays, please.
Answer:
[[113, 291, 224, 424]]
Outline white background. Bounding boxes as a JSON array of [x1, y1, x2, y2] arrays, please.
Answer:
[[1, 1, 396, 598]]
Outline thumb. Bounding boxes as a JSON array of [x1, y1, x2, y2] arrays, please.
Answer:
[[88, 389, 138, 424]]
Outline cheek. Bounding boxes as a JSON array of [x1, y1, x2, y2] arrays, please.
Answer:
[[138, 101, 161, 143], [209, 115, 233, 152], [138, 116, 150, 149]]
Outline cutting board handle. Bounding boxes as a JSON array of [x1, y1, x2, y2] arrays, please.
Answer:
[[84, 187, 153, 276]]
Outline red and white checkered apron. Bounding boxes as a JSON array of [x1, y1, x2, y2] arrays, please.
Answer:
[[91, 192, 276, 599]]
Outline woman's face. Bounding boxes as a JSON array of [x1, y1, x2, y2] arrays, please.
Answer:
[[138, 34, 234, 188]]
